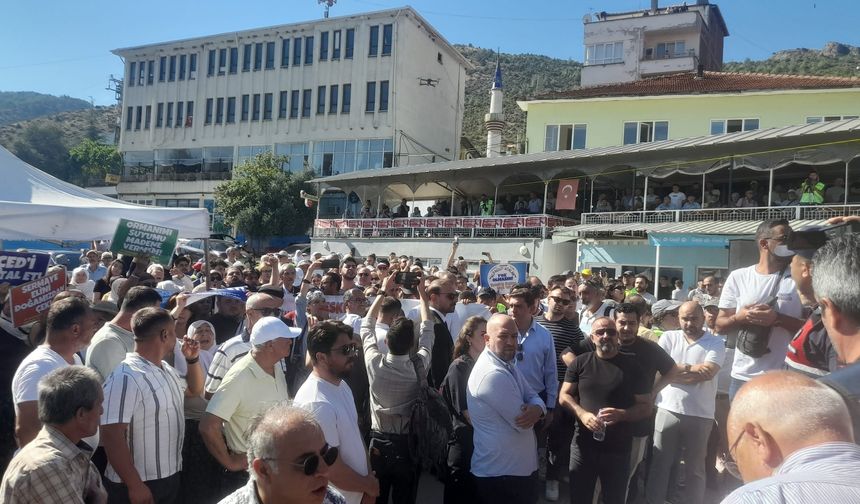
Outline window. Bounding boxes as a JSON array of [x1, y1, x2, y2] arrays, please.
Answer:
[[710, 118, 759, 135], [216, 97, 224, 124], [138, 62, 145, 86], [241, 94, 249, 121], [302, 89, 312, 117], [317, 86, 326, 115], [263, 93, 273, 120], [252, 94, 261, 120], [135, 106, 142, 130], [147, 60, 154, 85], [304, 36, 314, 65], [254, 42, 263, 70], [128, 62, 136, 87], [219, 48, 227, 75], [585, 42, 624, 65], [281, 39, 290, 67], [169, 56, 177, 81], [342, 84, 351, 113], [156, 103, 164, 127], [205, 98, 213, 124], [293, 38, 302, 68], [158, 57, 166, 82], [242, 44, 252, 72], [226, 97, 236, 123], [382, 24, 392, 55], [279, 91, 288, 119], [320, 32, 329, 61], [265, 42, 275, 69], [345, 28, 354, 58], [379, 80, 389, 111], [332, 30, 341, 59], [623, 121, 669, 145], [365, 82, 376, 112], [652, 41, 686, 59], [545, 124, 586, 151], [229, 47, 238, 74], [189, 54, 197, 79], [165, 102, 173, 128], [329, 85, 339, 114], [369, 25, 379, 56], [178, 55, 187, 80], [185, 101, 193, 127], [207, 50, 216, 76], [290, 90, 300, 118], [807, 115, 859, 123], [126, 106, 133, 129], [275, 142, 309, 171]]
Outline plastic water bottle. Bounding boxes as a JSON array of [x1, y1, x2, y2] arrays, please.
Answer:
[[593, 410, 606, 442]]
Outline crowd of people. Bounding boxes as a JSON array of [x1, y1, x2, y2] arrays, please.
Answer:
[[356, 192, 554, 219], [2, 216, 860, 504]]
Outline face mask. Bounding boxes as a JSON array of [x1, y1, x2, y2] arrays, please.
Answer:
[[772, 244, 795, 259]]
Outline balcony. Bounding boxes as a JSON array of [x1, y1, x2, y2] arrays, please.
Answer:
[[580, 204, 860, 226], [121, 170, 232, 183], [313, 214, 579, 240], [640, 49, 697, 76]]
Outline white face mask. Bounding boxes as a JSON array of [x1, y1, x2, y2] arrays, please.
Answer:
[[772, 244, 795, 259]]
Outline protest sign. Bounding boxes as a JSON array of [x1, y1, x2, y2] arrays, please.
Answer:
[[110, 218, 179, 265], [324, 295, 346, 320], [185, 287, 249, 306], [0, 251, 50, 286], [10, 268, 66, 327], [479, 262, 529, 295]]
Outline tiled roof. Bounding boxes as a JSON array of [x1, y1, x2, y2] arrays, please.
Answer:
[[531, 71, 860, 100]]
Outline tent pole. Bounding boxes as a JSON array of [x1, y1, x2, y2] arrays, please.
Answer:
[[767, 168, 774, 207], [701, 172, 706, 206], [653, 243, 661, 297], [845, 161, 850, 206]]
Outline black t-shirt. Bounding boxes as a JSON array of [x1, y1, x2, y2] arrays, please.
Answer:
[[621, 338, 676, 436], [564, 351, 649, 451], [442, 354, 475, 432], [536, 315, 585, 383], [0, 328, 32, 473]]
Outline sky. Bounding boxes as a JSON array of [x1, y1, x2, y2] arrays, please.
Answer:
[[1, 0, 857, 106]]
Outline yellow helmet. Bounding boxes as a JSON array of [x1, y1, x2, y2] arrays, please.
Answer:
[[581, 268, 592, 277]]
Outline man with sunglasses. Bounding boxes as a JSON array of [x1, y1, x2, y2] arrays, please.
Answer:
[[218, 403, 346, 504], [202, 317, 301, 497], [295, 320, 380, 504], [716, 219, 804, 401], [559, 318, 651, 504]]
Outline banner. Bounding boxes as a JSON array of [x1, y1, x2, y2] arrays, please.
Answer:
[[649, 233, 733, 248], [110, 218, 179, 265], [555, 179, 580, 210], [10, 269, 67, 327], [479, 262, 530, 294], [185, 286, 249, 306], [0, 251, 51, 286]]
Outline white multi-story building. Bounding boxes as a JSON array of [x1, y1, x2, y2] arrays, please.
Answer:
[[109, 7, 468, 228], [581, 0, 728, 87]]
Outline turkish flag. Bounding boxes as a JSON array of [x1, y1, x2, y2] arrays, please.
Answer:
[[555, 179, 579, 210]]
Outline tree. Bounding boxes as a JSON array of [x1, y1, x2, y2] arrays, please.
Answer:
[[69, 139, 122, 181], [12, 122, 72, 181], [215, 152, 316, 246]]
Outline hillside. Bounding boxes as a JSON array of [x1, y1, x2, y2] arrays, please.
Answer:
[[724, 42, 860, 78], [0, 106, 118, 153], [0, 91, 92, 127]]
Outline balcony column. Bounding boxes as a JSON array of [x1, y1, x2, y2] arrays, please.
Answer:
[[653, 243, 661, 298], [642, 175, 649, 218], [767, 168, 774, 207], [542, 180, 549, 214], [450, 186, 455, 217], [845, 161, 850, 205], [315, 184, 321, 221], [589, 177, 595, 212], [701, 173, 706, 206]]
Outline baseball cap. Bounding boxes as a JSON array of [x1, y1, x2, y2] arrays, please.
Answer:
[[651, 299, 682, 318], [92, 301, 119, 317], [623, 270, 634, 276], [477, 287, 497, 299], [250, 316, 302, 345], [786, 227, 830, 260], [701, 298, 720, 311]]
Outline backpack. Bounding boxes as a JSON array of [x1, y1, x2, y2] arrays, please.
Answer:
[[408, 355, 453, 475]]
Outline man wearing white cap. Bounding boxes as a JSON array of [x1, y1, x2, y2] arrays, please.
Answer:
[[200, 316, 302, 498]]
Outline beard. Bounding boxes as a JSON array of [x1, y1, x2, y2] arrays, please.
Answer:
[[598, 341, 618, 354], [335, 358, 355, 380]]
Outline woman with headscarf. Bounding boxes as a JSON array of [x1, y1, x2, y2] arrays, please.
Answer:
[[68, 267, 95, 301]]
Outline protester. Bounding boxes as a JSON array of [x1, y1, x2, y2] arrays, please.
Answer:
[[670, 279, 686, 301], [423, 279, 458, 388], [158, 255, 194, 293], [84, 249, 108, 283], [0, 366, 106, 503], [577, 279, 615, 335], [0, 297, 33, 474], [650, 299, 682, 337], [68, 267, 96, 302], [688, 275, 719, 304], [467, 314, 546, 504], [208, 293, 248, 344], [340, 288, 368, 335]]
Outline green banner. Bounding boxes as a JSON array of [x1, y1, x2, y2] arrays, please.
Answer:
[[110, 218, 179, 265]]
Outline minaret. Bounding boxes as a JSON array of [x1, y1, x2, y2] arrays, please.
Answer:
[[484, 56, 506, 158]]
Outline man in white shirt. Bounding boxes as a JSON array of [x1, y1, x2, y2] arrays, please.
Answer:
[[340, 288, 368, 336], [157, 255, 195, 293], [12, 298, 96, 448], [294, 320, 380, 504], [715, 219, 804, 401], [631, 275, 657, 305], [372, 296, 403, 354], [646, 302, 725, 504], [670, 280, 687, 302], [577, 279, 616, 335], [667, 185, 686, 209]]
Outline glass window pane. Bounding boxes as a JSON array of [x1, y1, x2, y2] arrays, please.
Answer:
[[654, 121, 668, 141], [710, 120, 724, 135], [573, 124, 587, 149], [544, 125, 559, 151], [623, 122, 638, 145]]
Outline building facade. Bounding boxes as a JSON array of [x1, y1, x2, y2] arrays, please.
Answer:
[[108, 7, 468, 230]]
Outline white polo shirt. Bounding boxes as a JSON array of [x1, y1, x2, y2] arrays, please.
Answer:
[[656, 330, 726, 419]]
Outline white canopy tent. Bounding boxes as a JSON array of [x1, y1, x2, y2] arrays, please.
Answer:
[[0, 146, 210, 241]]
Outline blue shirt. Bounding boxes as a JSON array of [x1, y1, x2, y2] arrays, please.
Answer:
[[467, 348, 546, 478], [87, 264, 107, 283], [720, 442, 860, 504], [515, 318, 558, 407]]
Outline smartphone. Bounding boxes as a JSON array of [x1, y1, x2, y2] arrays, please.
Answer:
[[320, 258, 340, 269]]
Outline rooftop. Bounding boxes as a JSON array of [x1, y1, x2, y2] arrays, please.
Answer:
[[523, 71, 860, 102], [587, 2, 729, 37]]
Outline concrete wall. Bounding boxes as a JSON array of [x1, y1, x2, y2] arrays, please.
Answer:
[[524, 88, 860, 152]]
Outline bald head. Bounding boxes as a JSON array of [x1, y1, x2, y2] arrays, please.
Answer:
[[486, 314, 518, 361], [728, 371, 853, 483], [246, 293, 278, 310], [678, 301, 705, 339]]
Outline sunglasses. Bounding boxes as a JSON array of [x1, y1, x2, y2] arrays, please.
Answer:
[[549, 296, 571, 305], [331, 343, 359, 356], [594, 328, 618, 336], [265, 443, 338, 476], [516, 343, 524, 361], [253, 307, 283, 317]]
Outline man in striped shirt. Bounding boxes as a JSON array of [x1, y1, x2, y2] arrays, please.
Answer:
[[101, 307, 204, 504], [721, 371, 860, 504]]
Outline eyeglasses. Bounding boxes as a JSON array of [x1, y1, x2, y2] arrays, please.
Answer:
[[594, 328, 618, 336], [264, 443, 339, 476], [549, 296, 571, 306], [723, 430, 746, 480], [767, 234, 790, 243], [253, 307, 283, 317], [331, 343, 359, 356]]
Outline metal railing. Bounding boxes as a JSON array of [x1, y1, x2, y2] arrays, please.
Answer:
[[313, 214, 579, 240], [120, 170, 232, 183], [581, 204, 860, 225]]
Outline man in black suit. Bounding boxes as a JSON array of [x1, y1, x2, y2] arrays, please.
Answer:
[[426, 279, 457, 389]]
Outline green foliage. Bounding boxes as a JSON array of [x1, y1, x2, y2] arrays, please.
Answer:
[[11, 122, 73, 181], [0, 91, 91, 127], [69, 139, 122, 180], [215, 152, 316, 241], [723, 45, 860, 78]]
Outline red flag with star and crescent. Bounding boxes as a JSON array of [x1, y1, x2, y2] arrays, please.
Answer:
[[555, 179, 579, 210]]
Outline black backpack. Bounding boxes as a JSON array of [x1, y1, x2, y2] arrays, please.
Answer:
[[408, 355, 453, 474]]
